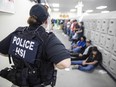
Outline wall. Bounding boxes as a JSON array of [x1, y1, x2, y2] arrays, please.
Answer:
[[83, 11, 116, 79], [0, 0, 35, 40]]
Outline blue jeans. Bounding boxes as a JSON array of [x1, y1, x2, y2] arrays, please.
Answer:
[[71, 61, 95, 71], [72, 47, 81, 53]]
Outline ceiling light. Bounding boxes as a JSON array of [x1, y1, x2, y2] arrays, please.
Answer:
[[52, 3, 59, 7], [70, 9, 76, 12], [96, 6, 107, 9], [101, 10, 110, 13], [53, 8, 59, 11], [86, 10, 93, 13]]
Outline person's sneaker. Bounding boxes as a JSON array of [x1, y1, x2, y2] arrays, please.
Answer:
[[72, 65, 79, 69]]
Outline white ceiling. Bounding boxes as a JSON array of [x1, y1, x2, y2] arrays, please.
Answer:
[[44, 0, 116, 13]]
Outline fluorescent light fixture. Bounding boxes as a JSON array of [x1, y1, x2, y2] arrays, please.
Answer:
[[101, 10, 110, 13], [70, 9, 76, 12], [96, 6, 107, 9], [52, 3, 59, 7], [86, 10, 93, 13], [53, 8, 59, 11]]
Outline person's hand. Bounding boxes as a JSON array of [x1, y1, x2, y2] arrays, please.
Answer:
[[79, 54, 83, 57], [82, 61, 87, 65]]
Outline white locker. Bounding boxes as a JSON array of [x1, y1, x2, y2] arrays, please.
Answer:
[[108, 19, 116, 36], [93, 20, 97, 31], [89, 20, 92, 30], [96, 20, 102, 32], [102, 50, 111, 68], [90, 31, 95, 42], [109, 55, 116, 75], [112, 37, 116, 56], [84, 21, 89, 30], [101, 19, 109, 34], [105, 35, 114, 52], [98, 46, 103, 53], [84, 30, 88, 37], [99, 34, 106, 48], [86, 30, 91, 39], [94, 32, 100, 44]]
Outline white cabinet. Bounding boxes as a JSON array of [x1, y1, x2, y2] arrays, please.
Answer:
[[102, 50, 111, 68], [109, 55, 116, 75], [94, 32, 100, 44], [99, 34, 106, 48], [101, 19, 109, 34], [108, 19, 116, 36], [105, 35, 114, 52], [96, 20, 102, 32], [112, 38, 116, 56]]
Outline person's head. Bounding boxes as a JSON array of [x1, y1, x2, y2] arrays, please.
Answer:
[[92, 46, 99, 55], [86, 40, 91, 47], [80, 36, 86, 41], [27, 4, 49, 27]]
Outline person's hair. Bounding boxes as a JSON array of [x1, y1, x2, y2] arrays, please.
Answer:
[[92, 46, 98, 52], [86, 40, 91, 44], [27, 16, 42, 26]]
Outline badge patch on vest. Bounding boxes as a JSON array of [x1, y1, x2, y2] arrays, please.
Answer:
[[9, 35, 39, 64]]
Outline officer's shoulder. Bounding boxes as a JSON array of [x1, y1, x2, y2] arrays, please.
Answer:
[[15, 26, 27, 32]]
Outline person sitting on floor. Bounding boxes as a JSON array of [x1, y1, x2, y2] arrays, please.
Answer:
[[71, 46, 102, 71], [71, 36, 86, 53], [71, 40, 93, 61]]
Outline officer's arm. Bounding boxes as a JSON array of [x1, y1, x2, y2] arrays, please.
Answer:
[[55, 58, 71, 69]]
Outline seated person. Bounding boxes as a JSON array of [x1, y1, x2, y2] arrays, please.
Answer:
[[71, 40, 93, 61], [71, 46, 102, 71], [71, 36, 86, 53]]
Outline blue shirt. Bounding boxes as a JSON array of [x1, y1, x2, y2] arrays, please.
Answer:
[[77, 41, 86, 48]]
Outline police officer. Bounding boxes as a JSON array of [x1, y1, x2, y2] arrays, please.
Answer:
[[0, 4, 71, 87]]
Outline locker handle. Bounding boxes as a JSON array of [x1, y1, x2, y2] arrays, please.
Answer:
[[111, 21, 114, 24], [110, 67, 114, 70], [109, 31, 112, 33], [114, 51, 116, 53], [112, 59, 116, 61]]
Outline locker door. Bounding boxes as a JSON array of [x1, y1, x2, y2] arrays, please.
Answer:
[[96, 20, 102, 32], [108, 19, 116, 36], [91, 31, 95, 42], [92, 19, 97, 31], [99, 34, 106, 48], [95, 32, 100, 44], [89, 20, 92, 30], [84, 21, 88, 29], [87, 30, 91, 39], [112, 38, 116, 56], [101, 19, 109, 34], [109, 55, 116, 75], [84, 30, 88, 37], [105, 35, 114, 52], [102, 50, 111, 68]]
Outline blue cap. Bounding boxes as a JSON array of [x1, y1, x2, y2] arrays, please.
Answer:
[[30, 4, 49, 23]]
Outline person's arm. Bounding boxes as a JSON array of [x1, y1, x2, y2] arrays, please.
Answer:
[[55, 58, 71, 69], [0, 33, 13, 55], [46, 34, 71, 69]]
